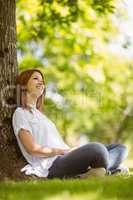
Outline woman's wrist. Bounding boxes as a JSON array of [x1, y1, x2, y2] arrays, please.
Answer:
[[51, 148, 68, 156], [51, 148, 58, 156]]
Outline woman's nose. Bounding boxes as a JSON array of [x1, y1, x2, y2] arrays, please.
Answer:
[[38, 80, 44, 85]]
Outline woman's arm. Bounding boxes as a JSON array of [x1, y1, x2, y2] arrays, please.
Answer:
[[18, 129, 70, 157]]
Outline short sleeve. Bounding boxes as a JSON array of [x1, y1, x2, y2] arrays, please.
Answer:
[[12, 109, 32, 136]]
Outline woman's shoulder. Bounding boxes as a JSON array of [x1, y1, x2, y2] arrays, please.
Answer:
[[13, 107, 26, 116], [12, 107, 26, 125]]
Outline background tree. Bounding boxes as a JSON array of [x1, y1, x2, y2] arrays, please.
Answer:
[[17, 0, 133, 144]]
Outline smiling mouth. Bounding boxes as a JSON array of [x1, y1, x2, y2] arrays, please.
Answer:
[[36, 85, 43, 89]]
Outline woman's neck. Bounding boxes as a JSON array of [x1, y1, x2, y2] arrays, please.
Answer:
[[26, 93, 37, 107]]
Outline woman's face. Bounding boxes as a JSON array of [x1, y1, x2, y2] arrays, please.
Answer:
[[26, 72, 45, 97]]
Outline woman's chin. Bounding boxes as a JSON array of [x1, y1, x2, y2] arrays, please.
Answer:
[[37, 92, 43, 97]]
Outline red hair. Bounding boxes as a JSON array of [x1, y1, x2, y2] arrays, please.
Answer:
[[16, 68, 46, 113]]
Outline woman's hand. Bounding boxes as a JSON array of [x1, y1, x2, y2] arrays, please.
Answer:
[[64, 146, 78, 153], [52, 148, 70, 156]]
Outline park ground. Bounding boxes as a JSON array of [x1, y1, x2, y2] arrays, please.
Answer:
[[0, 172, 133, 200], [0, 159, 133, 200]]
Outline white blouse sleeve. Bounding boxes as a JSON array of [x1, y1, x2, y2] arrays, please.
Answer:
[[12, 109, 32, 136]]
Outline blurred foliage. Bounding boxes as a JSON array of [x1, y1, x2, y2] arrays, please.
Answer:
[[16, 0, 133, 145]]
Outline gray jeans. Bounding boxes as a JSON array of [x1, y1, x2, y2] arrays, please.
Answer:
[[47, 142, 128, 179]]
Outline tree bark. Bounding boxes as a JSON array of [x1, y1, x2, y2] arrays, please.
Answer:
[[0, 0, 27, 180]]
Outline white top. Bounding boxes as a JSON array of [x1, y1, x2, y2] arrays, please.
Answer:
[[12, 107, 70, 177]]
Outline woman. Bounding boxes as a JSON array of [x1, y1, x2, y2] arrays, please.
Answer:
[[12, 68, 128, 179]]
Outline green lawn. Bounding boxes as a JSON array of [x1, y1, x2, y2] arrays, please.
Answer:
[[0, 175, 133, 200]]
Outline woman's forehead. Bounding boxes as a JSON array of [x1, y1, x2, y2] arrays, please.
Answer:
[[31, 71, 43, 78]]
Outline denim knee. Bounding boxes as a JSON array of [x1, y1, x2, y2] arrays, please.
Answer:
[[92, 142, 109, 169], [117, 144, 128, 160]]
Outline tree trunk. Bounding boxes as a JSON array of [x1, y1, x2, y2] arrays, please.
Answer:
[[0, 0, 28, 180]]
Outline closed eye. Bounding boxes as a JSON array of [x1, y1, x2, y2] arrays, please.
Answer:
[[33, 77, 44, 84], [33, 77, 43, 81]]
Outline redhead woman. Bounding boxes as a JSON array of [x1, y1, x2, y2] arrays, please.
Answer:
[[12, 69, 129, 179]]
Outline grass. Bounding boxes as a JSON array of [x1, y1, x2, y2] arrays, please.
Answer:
[[0, 174, 133, 200]]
